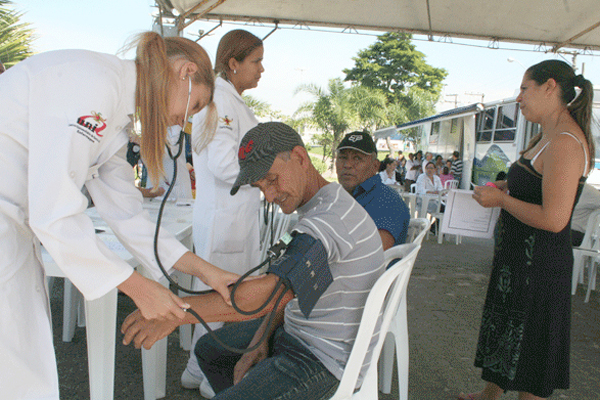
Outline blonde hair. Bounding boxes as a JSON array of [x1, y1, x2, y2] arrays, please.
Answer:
[[133, 32, 217, 187]]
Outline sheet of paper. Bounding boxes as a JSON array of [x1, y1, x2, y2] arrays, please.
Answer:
[[440, 189, 500, 239]]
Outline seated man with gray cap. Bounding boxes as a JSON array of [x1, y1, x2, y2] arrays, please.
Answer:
[[122, 122, 385, 400], [336, 131, 410, 250]]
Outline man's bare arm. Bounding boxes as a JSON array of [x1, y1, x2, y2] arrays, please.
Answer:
[[121, 274, 294, 349], [379, 229, 395, 251]]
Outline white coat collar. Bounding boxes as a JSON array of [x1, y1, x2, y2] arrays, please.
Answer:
[[216, 76, 244, 104]]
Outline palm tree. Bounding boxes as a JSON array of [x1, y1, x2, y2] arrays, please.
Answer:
[[295, 78, 353, 167], [346, 85, 389, 132], [243, 94, 281, 120], [0, 0, 36, 68]]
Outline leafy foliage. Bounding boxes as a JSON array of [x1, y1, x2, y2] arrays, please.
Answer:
[[294, 78, 353, 167], [344, 32, 447, 103], [0, 0, 36, 68], [343, 32, 446, 138]]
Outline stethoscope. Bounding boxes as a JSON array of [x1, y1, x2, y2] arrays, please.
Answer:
[[150, 76, 290, 353]]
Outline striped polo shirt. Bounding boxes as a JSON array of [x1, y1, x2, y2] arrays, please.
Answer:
[[284, 182, 385, 386]]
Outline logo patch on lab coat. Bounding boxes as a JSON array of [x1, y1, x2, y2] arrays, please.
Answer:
[[219, 115, 233, 130], [70, 111, 107, 143]]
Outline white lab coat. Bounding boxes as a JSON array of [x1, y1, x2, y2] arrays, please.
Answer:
[[0, 50, 189, 400], [185, 78, 262, 376], [191, 77, 261, 278], [146, 126, 193, 199]]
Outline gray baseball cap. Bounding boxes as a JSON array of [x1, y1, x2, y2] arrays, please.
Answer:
[[231, 122, 305, 195]]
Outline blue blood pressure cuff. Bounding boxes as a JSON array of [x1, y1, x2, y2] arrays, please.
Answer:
[[268, 232, 333, 318]]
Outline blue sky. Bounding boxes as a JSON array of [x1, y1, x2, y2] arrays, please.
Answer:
[[13, 0, 600, 117]]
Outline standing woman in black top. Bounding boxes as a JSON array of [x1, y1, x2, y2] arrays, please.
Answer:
[[463, 60, 594, 400]]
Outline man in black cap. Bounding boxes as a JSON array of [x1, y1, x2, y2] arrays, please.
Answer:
[[122, 122, 385, 400], [336, 131, 410, 249]]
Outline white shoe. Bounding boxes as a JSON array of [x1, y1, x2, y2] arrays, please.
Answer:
[[181, 368, 203, 389], [199, 379, 216, 399]]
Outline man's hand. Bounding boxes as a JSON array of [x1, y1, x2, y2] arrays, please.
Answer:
[[121, 309, 179, 349]]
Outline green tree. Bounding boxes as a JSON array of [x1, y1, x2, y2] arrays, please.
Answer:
[[344, 32, 446, 124], [295, 78, 353, 167], [0, 0, 35, 68], [346, 84, 389, 132], [243, 94, 283, 120]]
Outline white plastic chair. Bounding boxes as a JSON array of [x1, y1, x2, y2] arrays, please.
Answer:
[[444, 179, 459, 189], [572, 209, 600, 299], [410, 183, 417, 193], [406, 218, 431, 246], [585, 256, 599, 302], [378, 224, 427, 398], [45, 200, 195, 400], [329, 243, 421, 400], [259, 204, 293, 265], [430, 191, 462, 245]]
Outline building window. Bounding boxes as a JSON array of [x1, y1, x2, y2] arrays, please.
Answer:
[[476, 107, 495, 142], [494, 104, 518, 142]]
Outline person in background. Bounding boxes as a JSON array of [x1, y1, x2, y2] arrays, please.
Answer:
[[422, 152, 434, 174], [451, 150, 463, 185], [182, 29, 265, 391], [468, 60, 594, 400], [121, 122, 385, 400], [396, 150, 404, 163], [379, 153, 392, 172], [379, 157, 399, 185], [336, 131, 410, 249], [439, 165, 454, 188], [0, 32, 238, 400], [144, 125, 194, 199], [571, 183, 600, 246], [396, 157, 407, 184], [446, 159, 453, 175], [416, 161, 444, 217], [434, 154, 444, 175], [404, 152, 418, 192]]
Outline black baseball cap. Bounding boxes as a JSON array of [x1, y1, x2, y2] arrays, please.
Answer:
[[336, 131, 377, 155], [231, 122, 305, 195]]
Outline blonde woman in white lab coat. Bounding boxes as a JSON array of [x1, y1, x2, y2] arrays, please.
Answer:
[[182, 30, 265, 391], [0, 32, 238, 400]]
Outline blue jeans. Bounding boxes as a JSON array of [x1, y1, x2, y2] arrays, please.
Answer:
[[195, 318, 339, 400]]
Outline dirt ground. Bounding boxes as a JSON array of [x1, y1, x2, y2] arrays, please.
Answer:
[[51, 235, 600, 399]]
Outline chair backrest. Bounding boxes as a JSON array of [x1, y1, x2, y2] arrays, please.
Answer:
[[410, 183, 417, 193], [259, 203, 293, 262], [407, 218, 431, 246], [576, 208, 600, 251], [329, 243, 421, 399], [444, 179, 459, 189]]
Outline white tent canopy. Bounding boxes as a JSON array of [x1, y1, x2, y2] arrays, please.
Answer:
[[155, 0, 600, 52]]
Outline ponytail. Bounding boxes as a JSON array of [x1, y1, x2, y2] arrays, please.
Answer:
[[134, 32, 170, 188], [192, 101, 218, 154], [568, 76, 595, 173], [132, 31, 216, 187], [525, 60, 595, 173]]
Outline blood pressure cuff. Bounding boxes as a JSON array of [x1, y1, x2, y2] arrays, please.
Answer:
[[268, 232, 333, 318]]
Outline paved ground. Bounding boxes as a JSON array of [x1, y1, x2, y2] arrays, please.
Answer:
[[51, 235, 600, 399]]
